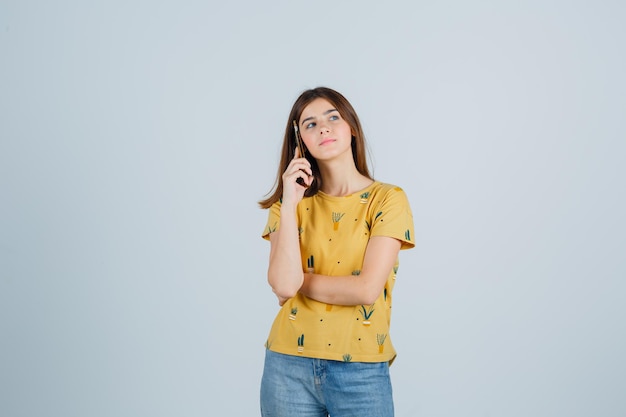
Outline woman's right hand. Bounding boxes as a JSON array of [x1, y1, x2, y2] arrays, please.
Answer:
[[281, 147, 313, 206]]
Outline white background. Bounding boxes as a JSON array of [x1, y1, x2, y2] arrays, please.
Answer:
[[1, 1, 625, 416]]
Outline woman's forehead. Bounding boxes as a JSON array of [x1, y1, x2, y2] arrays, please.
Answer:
[[300, 98, 336, 118]]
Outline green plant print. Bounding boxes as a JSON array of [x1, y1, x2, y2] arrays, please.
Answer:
[[384, 288, 387, 301], [289, 307, 298, 320], [405, 229, 411, 241], [297, 334, 305, 353], [359, 305, 375, 326], [375, 211, 383, 222], [332, 212, 345, 230], [266, 222, 277, 235], [351, 270, 361, 276], [307, 255, 315, 272], [359, 191, 370, 203], [377, 333, 387, 353], [343, 353, 353, 362], [393, 265, 398, 280]]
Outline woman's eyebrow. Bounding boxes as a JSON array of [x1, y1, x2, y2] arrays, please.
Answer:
[[300, 108, 339, 126]]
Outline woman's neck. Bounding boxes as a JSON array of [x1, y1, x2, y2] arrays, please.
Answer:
[[317, 159, 373, 197]]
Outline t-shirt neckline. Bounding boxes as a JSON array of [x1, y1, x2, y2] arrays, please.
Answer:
[[316, 180, 379, 202]]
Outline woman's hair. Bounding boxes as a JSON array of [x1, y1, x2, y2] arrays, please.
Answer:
[[258, 87, 373, 209]]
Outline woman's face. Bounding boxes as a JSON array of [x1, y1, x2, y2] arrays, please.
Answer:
[[298, 98, 353, 163]]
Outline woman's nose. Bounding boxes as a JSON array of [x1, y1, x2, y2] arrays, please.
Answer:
[[319, 123, 330, 134]]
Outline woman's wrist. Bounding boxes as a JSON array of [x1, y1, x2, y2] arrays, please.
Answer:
[[279, 201, 299, 219]]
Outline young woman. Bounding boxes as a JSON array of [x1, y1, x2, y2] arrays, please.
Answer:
[[259, 87, 415, 417]]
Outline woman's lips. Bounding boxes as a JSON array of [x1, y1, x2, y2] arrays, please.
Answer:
[[319, 138, 335, 146]]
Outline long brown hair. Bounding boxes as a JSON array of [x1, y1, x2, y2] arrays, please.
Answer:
[[258, 87, 373, 209]]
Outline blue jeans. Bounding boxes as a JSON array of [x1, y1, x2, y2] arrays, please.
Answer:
[[260, 349, 394, 417]]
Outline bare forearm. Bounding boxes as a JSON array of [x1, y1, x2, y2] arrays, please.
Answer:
[[299, 272, 382, 306], [299, 237, 402, 306], [267, 205, 304, 299]]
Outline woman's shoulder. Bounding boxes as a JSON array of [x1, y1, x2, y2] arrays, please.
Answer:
[[367, 182, 412, 209], [370, 181, 407, 195]]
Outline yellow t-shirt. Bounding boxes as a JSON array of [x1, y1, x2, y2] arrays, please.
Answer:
[[262, 181, 415, 363]]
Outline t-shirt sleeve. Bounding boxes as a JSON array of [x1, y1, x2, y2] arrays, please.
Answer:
[[370, 186, 415, 250], [261, 200, 282, 241]]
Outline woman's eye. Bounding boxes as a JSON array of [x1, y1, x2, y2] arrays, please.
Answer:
[[305, 122, 316, 129], [329, 115, 339, 121]]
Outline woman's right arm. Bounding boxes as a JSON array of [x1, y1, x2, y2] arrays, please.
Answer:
[[267, 204, 303, 301], [267, 149, 313, 302]]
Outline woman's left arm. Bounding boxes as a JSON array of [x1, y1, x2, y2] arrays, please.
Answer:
[[298, 236, 401, 306]]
